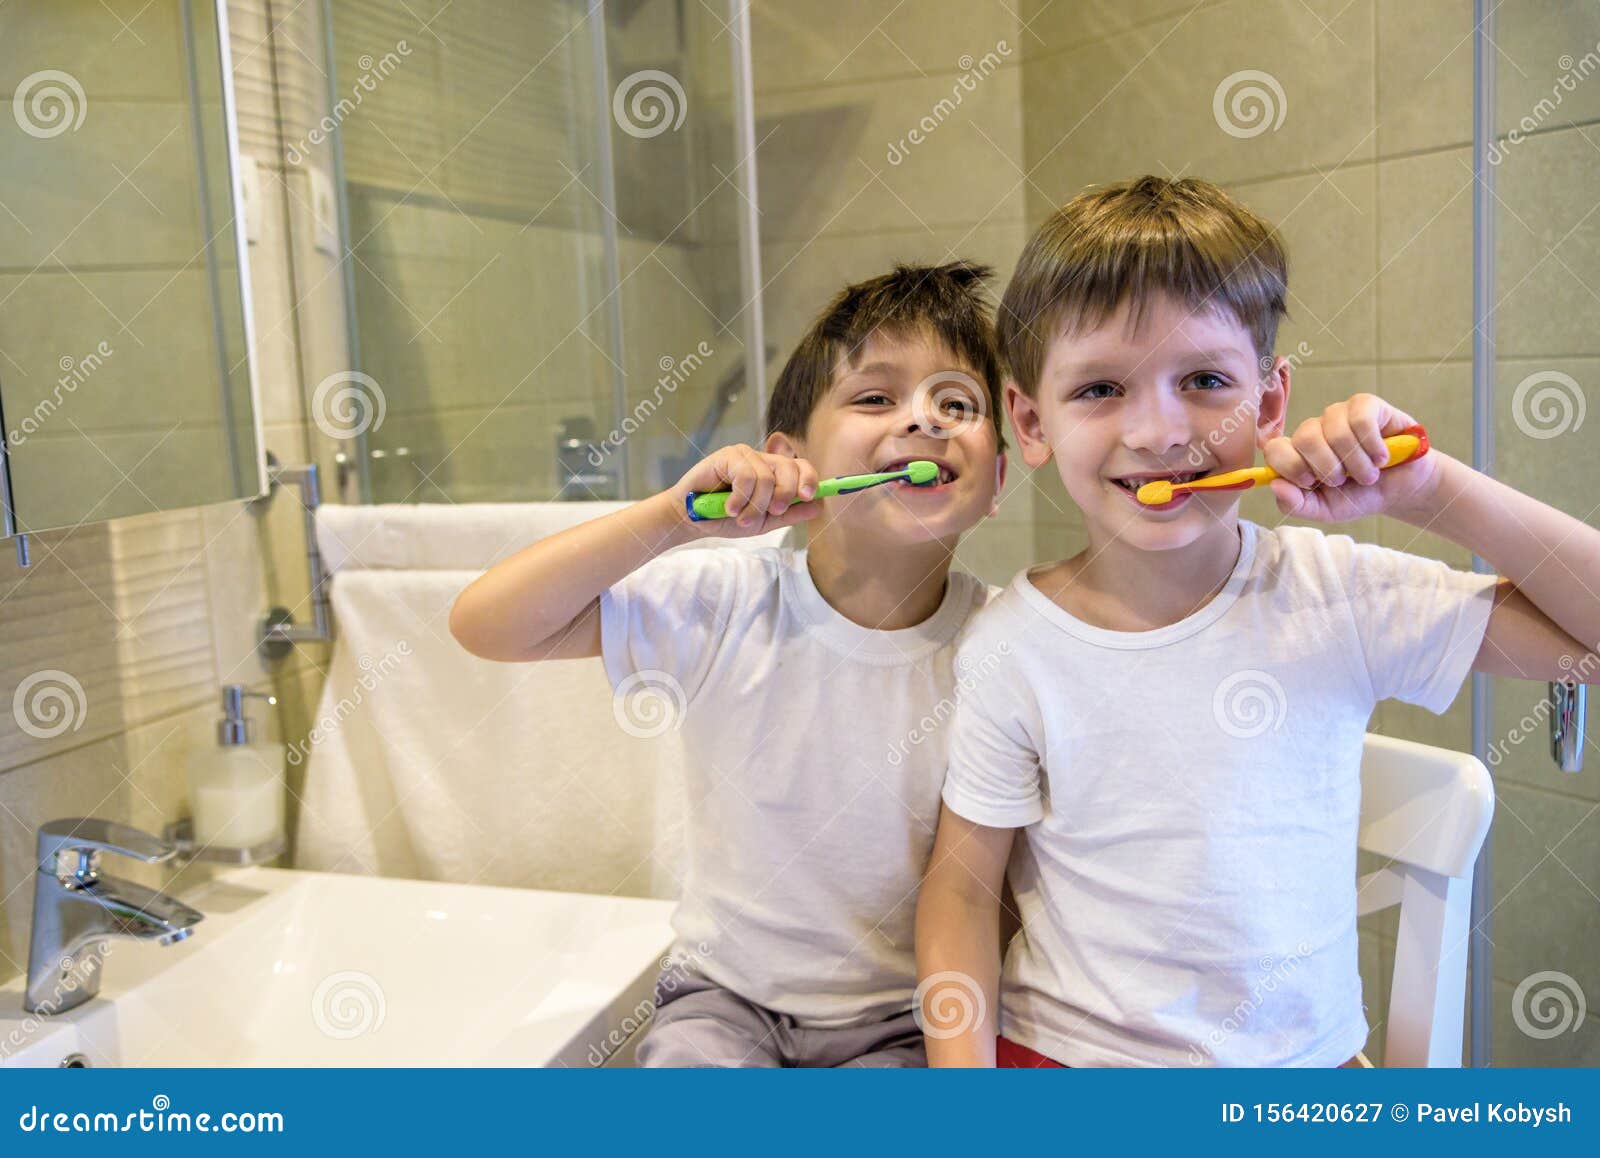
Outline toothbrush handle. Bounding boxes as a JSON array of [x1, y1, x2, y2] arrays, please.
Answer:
[[686, 475, 851, 521], [1181, 424, 1430, 495], [686, 491, 732, 521]]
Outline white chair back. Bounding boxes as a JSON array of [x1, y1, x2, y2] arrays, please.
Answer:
[[1356, 732, 1494, 1067]]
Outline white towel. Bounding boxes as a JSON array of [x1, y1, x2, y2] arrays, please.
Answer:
[[315, 501, 635, 573], [292, 567, 685, 897], [295, 501, 792, 899]]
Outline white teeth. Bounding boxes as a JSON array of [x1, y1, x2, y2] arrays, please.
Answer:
[[1113, 472, 1199, 492]]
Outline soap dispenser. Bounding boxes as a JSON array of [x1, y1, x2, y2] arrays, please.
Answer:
[[188, 684, 286, 852]]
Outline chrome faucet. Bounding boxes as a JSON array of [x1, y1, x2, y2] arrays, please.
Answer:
[[24, 818, 205, 1015]]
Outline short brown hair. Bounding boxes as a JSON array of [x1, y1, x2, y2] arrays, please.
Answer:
[[997, 176, 1288, 397], [766, 260, 1005, 450]]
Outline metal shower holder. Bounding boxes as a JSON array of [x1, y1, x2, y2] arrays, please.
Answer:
[[255, 453, 332, 658]]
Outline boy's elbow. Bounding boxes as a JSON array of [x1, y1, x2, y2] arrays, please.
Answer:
[[447, 596, 475, 652], [448, 590, 494, 658]]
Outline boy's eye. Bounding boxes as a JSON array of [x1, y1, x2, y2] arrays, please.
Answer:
[[1188, 372, 1229, 391], [855, 393, 893, 406], [1076, 382, 1119, 400], [939, 397, 973, 415]]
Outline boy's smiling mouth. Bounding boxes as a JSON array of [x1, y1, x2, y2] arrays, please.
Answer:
[[1107, 469, 1202, 494], [1106, 469, 1204, 510], [878, 455, 959, 489]]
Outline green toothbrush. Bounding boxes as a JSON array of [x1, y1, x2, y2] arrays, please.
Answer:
[[686, 460, 941, 521]]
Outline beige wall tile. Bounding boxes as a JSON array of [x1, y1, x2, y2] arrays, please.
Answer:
[[1375, 148, 1474, 362], [0, 101, 205, 270], [1375, 0, 1474, 157], [1023, 0, 1374, 201], [745, 1, 1020, 96], [1492, 977, 1600, 1065], [1235, 165, 1378, 365], [0, 1, 186, 101], [1494, 127, 1600, 360], [1493, 356, 1598, 523], [1020, 0, 1229, 58], [1486, 782, 1600, 1036], [754, 64, 1025, 241], [1494, 2, 1600, 141]]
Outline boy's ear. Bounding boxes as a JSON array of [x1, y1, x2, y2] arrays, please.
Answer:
[[764, 429, 799, 458], [989, 451, 1008, 517], [1254, 355, 1292, 448], [1003, 381, 1053, 468]]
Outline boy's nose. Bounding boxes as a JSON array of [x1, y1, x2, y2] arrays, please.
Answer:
[[1121, 392, 1193, 458], [901, 407, 943, 437]]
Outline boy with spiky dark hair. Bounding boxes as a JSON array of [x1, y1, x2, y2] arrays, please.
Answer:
[[453, 261, 1010, 1065]]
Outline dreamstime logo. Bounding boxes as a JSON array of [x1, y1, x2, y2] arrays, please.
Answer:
[[1181, 341, 1313, 471], [612, 70, 686, 139], [0, 944, 114, 1059], [1511, 370, 1586, 440], [312, 370, 386, 439], [1188, 941, 1312, 1064], [1490, 43, 1600, 165], [887, 642, 1012, 767], [588, 340, 713, 465], [1212, 669, 1287, 739], [886, 40, 1012, 164], [13, 670, 87, 740], [286, 41, 411, 165], [913, 971, 986, 1040], [287, 642, 412, 766], [613, 670, 687, 738], [312, 970, 386, 1039], [586, 940, 714, 1067], [1213, 70, 1287, 139], [1486, 652, 1598, 767], [1511, 970, 1586, 1040], [13, 70, 87, 138], [909, 370, 989, 439], [9, 340, 113, 448]]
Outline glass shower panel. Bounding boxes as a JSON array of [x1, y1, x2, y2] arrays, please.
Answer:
[[328, 0, 618, 503], [588, 0, 764, 497], [324, 0, 762, 503]]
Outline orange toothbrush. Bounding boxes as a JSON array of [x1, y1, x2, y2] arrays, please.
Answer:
[[1136, 424, 1430, 506]]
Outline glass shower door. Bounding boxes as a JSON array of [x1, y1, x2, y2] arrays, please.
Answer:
[[1475, 2, 1600, 1067], [321, 0, 764, 504]]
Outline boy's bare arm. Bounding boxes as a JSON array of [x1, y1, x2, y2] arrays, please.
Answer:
[[448, 446, 820, 662], [1402, 456, 1600, 680], [1263, 393, 1600, 681], [915, 803, 1015, 1067]]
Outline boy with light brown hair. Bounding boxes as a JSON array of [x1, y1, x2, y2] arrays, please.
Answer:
[[915, 176, 1599, 1067]]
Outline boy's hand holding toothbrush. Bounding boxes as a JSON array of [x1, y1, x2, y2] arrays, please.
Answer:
[[1259, 393, 1444, 524], [672, 444, 824, 535]]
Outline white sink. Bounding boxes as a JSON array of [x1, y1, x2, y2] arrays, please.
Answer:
[[0, 867, 674, 1067]]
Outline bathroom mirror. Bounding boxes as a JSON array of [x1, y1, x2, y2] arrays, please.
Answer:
[[0, 0, 263, 537]]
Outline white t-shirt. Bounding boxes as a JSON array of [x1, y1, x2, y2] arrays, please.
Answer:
[[601, 544, 994, 1027], [942, 520, 1499, 1067]]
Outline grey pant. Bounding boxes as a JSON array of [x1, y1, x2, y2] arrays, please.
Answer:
[[635, 971, 927, 1068]]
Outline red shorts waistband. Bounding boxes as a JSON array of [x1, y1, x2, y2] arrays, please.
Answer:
[[996, 1036, 1067, 1068]]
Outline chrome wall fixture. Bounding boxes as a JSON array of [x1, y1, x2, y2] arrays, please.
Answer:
[[255, 453, 333, 658]]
